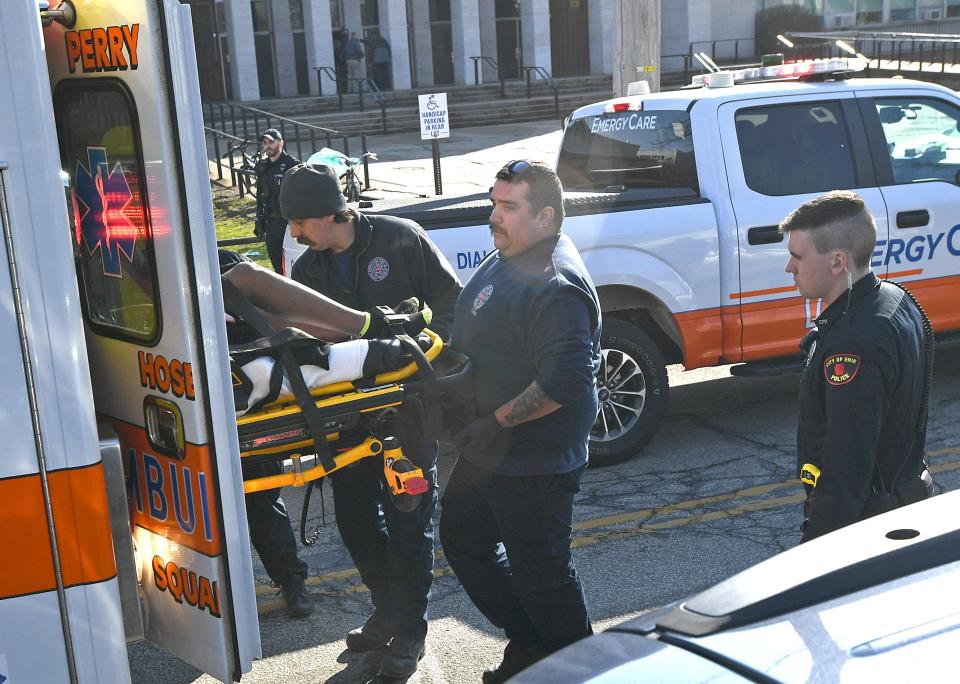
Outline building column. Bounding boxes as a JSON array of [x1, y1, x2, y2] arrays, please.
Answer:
[[378, 0, 412, 90], [410, 0, 434, 87], [478, 1, 497, 81], [451, 0, 483, 85], [521, 0, 551, 72], [224, 0, 259, 101], [589, 0, 614, 74], [303, 0, 336, 95], [271, 1, 298, 97]]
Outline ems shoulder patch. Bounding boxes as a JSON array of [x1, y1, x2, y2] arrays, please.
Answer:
[[824, 354, 860, 386]]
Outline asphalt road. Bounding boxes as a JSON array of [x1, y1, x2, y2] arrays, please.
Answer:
[[129, 341, 960, 684]]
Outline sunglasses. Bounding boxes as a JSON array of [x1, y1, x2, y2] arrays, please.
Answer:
[[496, 159, 532, 179]]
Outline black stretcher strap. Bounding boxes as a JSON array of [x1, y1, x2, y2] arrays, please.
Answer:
[[222, 278, 337, 471]]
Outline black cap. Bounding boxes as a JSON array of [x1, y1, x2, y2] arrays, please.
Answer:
[[260, 128, 282, 142], [280, 163, 347, 220]]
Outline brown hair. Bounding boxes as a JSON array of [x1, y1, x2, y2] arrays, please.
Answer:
[[333, 208, 357, 224], [495, 160, 565, 230], [779, 190, 876, 268]]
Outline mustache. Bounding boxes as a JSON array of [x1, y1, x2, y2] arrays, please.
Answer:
[[488, 223, 503, 234], [295, 236, 314, 246]]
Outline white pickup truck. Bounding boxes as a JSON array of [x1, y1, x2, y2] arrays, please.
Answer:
[[285, 58, 960, 466]]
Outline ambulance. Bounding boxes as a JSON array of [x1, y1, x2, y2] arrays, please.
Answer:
[[0, 1, 259, 681]]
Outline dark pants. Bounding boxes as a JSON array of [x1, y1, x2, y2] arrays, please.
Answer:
[[331, 441, 438, 639], [244, 462, 307, 586], [439, 458, 591, 653], [264, 219, 287, 274]]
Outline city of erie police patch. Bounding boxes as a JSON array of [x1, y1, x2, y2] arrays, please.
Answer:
[[824, 354, 860, 386]]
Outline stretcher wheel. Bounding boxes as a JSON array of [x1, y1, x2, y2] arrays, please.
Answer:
[[388, 459, 423, 513]]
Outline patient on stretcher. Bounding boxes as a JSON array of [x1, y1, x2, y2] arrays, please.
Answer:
[[221, 260, 433, 415]]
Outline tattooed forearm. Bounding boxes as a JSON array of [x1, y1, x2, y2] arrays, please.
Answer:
[[498, 381, 562, 428]]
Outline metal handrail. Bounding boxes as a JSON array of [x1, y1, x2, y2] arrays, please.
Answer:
[[203, 101, 351, 161], [521, 65, 560, 117], [355, 78, 389, 134], [469, 55, 506, 97], [785, 30, 960, 72], [688, 37, 754, 64], [312, 66, 343, 110], [205, 127, 257, 197]]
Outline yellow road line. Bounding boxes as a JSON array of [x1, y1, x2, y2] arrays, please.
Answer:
[[256, 447, 960, 613]]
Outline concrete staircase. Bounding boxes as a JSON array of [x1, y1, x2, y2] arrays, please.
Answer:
[[205, 75, 614, 140]]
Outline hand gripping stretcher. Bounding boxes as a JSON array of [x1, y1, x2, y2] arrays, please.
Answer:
[[221, 279, 470, 517]]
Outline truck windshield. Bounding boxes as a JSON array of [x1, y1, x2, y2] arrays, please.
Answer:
[[557, 110, 698, 194]]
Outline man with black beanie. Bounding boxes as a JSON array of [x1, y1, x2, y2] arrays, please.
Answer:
[[254, 128, 299, 273], [280, 162, 462, 679]]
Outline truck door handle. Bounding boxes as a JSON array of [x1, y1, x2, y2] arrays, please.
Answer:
[[747, 225, 783, 245], [896, 209, 929, 229]]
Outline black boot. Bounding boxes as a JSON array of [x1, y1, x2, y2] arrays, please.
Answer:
[[280, 578, 314, 618], [482, 643, 548, 684], [345, 611, 393, 652], [377, 635, 426, 679]]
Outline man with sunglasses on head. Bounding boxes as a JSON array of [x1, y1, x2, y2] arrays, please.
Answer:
[[254, 128, 299, 273], [439, 160, 601, 683]]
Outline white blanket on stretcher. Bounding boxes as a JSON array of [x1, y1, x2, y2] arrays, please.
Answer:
[[235, 339, 369, 416]]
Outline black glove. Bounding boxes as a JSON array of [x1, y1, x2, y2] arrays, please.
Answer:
[[253, 220, 265, 239], [363, 298, 434, 339], [454, 414, 503, 453]]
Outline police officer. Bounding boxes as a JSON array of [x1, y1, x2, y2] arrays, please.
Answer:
[[439, 161, 600, 683], [781, 190, 935, 542], [279, 163, 462, 679], [254, 128, 299, 273]]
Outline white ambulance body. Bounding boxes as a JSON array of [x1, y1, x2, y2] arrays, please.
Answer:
[[0, 1, 259, 682]]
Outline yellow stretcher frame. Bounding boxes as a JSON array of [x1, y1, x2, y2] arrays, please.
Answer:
[[239, 329, 444, 498]]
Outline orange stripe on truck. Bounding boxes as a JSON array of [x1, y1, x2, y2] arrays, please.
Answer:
[[0, 463, 116, 599]]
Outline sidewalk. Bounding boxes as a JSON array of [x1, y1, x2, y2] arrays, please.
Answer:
[[358, 119, 565, 198], [212, 119, 567, 201]]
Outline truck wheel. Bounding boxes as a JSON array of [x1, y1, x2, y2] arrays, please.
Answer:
[[589, 319, 668, 466]]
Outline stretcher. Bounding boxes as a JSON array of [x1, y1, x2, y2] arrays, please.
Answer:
[[223, 280, 469, 514]]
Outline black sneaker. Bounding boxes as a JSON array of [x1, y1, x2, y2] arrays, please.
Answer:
[[377, 635, 426, 679], [482, 644, 548, 684], [345, 612, 393, 652], [280, 579, 314, 618]]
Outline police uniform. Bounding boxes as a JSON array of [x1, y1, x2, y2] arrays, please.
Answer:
[[797, 271, 934, 542], [291, 211, 461, 641], [255, 149, 299, 273], [439, 233, 601, 656]]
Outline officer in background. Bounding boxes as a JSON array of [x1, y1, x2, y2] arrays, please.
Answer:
[[254, 128, 299, 273], [781, 190, 936, 542], [439, 161, 600, 683], [279, 163, 462, 679]]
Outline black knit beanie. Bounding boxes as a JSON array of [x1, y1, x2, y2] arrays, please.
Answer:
[[279, 163, 347, 219]]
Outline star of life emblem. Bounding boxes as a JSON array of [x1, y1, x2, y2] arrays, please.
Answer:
[[367, 256, 390, 281], [472, 284, 494, 315]]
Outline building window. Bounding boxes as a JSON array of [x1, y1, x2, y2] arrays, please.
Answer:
[[251, 0, 271, 32], [330, 0, 343, 28], [290, 0, 304, 31], [949, 0, 960, 18], [889, 0, 917, 22], [495, 0, 521, 18], [856, 0, 882, 24], [361, 0, 379, 26]]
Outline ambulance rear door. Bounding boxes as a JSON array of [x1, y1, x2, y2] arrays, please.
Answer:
[[44, 1, 259, 680]]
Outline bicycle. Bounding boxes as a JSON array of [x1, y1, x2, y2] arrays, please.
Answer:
[[341, 151, 378, 202], [222, 139, 262, 197], [305, 147, 378, 203]]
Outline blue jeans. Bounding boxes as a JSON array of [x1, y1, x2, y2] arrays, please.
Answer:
[[439, 458, 592, 653], [331, 440, 438, 639]]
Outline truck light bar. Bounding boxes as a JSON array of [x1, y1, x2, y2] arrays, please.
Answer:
[[691, 57, 866, 88]]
